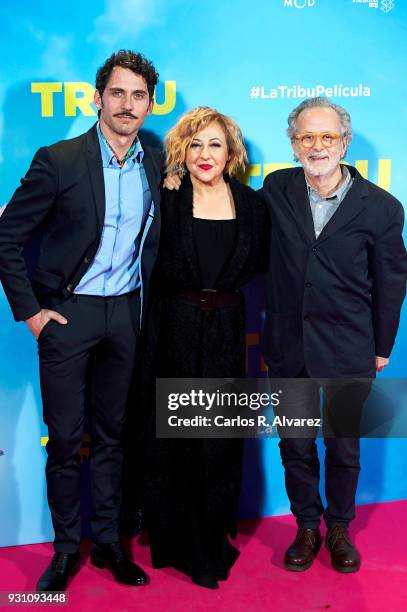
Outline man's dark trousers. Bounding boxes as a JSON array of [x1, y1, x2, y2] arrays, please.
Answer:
[[261, 165, 406, 529], [277, 368, 364, 529], [38, 290, 140, 553]]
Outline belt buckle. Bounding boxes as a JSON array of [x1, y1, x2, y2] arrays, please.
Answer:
[[200, 288, 217, 310]]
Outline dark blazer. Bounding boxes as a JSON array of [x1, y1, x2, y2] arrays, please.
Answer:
[[0, 124, 162, 322], [261, 165, 407, 378]]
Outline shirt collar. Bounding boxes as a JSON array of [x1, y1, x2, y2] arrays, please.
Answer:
[[97, 122, 144, 168], [307, 165, 351, 202]]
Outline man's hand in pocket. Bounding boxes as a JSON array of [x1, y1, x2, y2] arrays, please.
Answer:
[[25, 309, 68, 339]]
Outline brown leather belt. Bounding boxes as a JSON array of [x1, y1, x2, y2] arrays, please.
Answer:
[[176, 289, 242, 311]]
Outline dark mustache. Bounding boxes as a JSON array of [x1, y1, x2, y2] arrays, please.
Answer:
[[114, 112, 137, 119]]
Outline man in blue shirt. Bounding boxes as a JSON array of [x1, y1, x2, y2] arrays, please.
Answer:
[[0, 50, 162, 591]]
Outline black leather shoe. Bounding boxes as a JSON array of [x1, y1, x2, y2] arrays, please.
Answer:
[[91, 542, 148, 586], [284, 527, 321, 571], [36, 552, 80, 592], [326, 526, 360, 573]]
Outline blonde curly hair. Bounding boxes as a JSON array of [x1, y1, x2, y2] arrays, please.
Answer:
[[164, 106, 247, 176]]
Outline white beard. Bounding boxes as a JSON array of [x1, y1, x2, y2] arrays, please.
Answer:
[[301, 150, 342, 178]]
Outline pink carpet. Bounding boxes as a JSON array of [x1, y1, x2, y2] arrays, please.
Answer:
[[0, 501, 406, 612]]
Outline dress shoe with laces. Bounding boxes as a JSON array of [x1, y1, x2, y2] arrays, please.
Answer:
[[326, 526, 360, 573], [284, 527, 322, 571], [91, 541, 148, 586], [36, 552, 80, 592]]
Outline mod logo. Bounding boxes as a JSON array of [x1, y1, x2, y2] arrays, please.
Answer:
[[381, 0, 395, 12], [284, 0, 316, 7]]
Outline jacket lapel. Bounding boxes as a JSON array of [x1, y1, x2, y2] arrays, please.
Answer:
[[86, 124, 105, 233], [178, 175, 201, 286], [142, 145, 161, 210], [316, 166, 369, 244], [216, 177, 251, 289], [284, 168, 316, 244]]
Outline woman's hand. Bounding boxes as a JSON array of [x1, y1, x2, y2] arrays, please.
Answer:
[[163, 174, 182, 190]]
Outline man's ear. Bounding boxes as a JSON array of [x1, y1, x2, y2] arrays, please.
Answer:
[[341, 136, 349, 158], [94, 89, 102, 110], [146, 98, 154, 116]]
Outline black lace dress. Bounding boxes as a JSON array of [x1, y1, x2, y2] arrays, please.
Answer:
[[139, 174, 268, 583]]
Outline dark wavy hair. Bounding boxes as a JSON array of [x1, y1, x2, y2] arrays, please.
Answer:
[[95, 50, 159, 100]]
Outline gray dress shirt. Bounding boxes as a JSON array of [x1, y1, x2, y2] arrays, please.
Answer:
[[307, 166, 354, 238]]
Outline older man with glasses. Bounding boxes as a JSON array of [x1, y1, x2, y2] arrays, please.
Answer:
[[261, 96, 406, 573]]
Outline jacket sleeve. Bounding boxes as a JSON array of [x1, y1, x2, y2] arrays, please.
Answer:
[[0, 147, 58, 321], [254, 189, 270, 273], [369, 200, 407, 357]]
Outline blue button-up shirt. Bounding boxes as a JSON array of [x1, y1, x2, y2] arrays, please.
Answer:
[[75, 124, 152, 296]]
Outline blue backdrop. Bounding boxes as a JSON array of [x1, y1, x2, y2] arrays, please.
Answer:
[[0, 0, 406, 547]]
